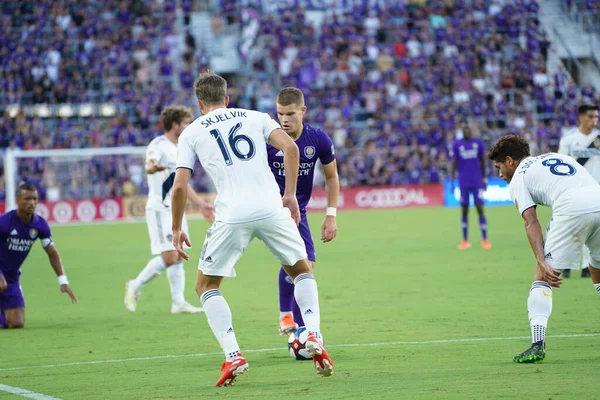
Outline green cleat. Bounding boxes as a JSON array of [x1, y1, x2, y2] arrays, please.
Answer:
[[513, 341, 545, 363]]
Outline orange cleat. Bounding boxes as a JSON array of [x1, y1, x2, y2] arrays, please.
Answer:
[[215, 354, 249, 387], [481, 239, 492, 250], [457, 240, 471, 250], [279, 313, 299, 336], [305, 333, 334, 377]]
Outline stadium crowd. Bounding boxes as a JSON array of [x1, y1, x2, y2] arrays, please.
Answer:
[[1, 0, 599, 201]]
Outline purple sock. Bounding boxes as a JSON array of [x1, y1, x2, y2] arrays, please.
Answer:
[[278, 267, 295, 313], [461, 215, 468, 241], [0, 312, 6, 329], [479, 216, 487, 240]]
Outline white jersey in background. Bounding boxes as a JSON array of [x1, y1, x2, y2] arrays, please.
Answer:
[[177, 108, 284, 223], [146, 135, 178, 211], [558, 127, 600, 182], [509, 153, 600, 216]]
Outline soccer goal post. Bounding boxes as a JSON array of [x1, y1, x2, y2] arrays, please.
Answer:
[[4, 146, 148, 222]]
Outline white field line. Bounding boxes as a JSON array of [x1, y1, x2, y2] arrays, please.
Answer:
[[0, 332, 598, 373], [0, 383, 62, 400]]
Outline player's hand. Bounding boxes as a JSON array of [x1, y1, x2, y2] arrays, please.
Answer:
[[321, 216, 337, 243], [0, 273, 6, 294], [282, 194, 301, 226], [173, 229, 191, 261], [60, 284, 78, 304], [197, 199, 215, 223], [535, 260, 562, 288], [482, 178, 488, 189], [146, 159, 168, 174]]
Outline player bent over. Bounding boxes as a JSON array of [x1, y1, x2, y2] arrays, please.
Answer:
[[488, 135, 600, 363], [171, 73, 334, 386], [0, 184, 77, 329]]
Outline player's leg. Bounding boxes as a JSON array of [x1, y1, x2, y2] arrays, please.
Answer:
[[458, 187, 471, 250], [514, 215, 582, 363], [580, 245, 591, 278], [584, 212, 600, 293], [195, 221, 251, 386], [0, 282, 26, 329], [474, 187, 491, 249], [258, 208, 333, 377]]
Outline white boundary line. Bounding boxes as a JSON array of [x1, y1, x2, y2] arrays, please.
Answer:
[[1, 332, 598, 373], [0, 383, 62, 400]]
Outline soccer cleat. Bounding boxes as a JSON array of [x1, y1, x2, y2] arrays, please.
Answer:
[[457, 240, 471, 250], [481, 239, 492, 250], [305, 332, 334, 377], [581, 268, 591, 278], [513, 342, 545, 363], [171, 302, 204, 314], [124, 280, 141, 312], [215, 354, 249, 387], [562, 269, 571, 278], [279, 313, 299, 336]]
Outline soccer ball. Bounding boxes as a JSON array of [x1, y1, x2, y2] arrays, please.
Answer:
[[287, 327, 323, 360]]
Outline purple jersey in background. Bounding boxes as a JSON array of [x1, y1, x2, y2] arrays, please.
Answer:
[[267, 123, 335, 213], [0, 210, 53, 284], [452, 138, 486, 186]]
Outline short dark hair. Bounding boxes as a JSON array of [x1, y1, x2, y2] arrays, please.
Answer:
[[276, 87, 305, 107], [578, 104, 598, 115], [194, 73, 227, 105], [160, 106, 193, 131], [17, 183, 37, 197], [487, 135, 530, 162]]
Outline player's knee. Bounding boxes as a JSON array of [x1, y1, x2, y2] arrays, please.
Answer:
[[284, 259, 311, 280], [162, 251, 179, 266]]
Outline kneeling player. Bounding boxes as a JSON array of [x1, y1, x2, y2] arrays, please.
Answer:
[[488, 135, 600, 363], [0, 184, 77, 329]]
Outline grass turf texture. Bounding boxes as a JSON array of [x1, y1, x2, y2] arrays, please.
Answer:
[[1, 206, 599, 399]]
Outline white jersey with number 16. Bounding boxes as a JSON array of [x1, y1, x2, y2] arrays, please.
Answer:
[[177, 108, 284, 223], [509, 153, 600, 217]]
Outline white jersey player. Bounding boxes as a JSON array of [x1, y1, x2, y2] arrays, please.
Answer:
[[124, 106, 215, 314], [489, 135, 600, 364], [557, 104, 599, 277], [170, 73, 334, 387]]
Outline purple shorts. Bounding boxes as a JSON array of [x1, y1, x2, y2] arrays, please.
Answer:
[[0, 282, 25, 311], [460, 184, 485, 207], [298, 213, 316, 262]]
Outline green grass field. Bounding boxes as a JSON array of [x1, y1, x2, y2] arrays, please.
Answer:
[[1, 206, 599, 399]]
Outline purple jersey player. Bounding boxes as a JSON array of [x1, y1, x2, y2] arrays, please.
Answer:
[[451, 123, 492, 250], [268, 87, 340, 335], [0, 184, 77, 329]]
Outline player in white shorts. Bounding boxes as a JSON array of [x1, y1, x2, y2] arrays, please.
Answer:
[[124, 106, 215, 314], [171, 73, 334, 386], [488, 135, 600, 364], [557, 104, 599, 277]]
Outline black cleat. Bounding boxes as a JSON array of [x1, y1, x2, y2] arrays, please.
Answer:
[[513, 341, 545, 364], [581, 268, 591, 278], [562, 269, 571, 278]]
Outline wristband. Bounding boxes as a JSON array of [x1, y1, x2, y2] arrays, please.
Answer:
[[58, 275, 69, 286], [326, 207, 337, 217]]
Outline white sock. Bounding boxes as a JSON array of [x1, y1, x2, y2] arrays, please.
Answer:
[[166, 261, 185, 306], [528, 281, 552, 344], [293, 273, 320, 334], [133, 256, 167, 289], [594, 283, 600, 295], [200, 289, 240, 361]]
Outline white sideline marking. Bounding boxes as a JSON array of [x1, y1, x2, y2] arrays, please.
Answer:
[[0, 383, 62, 400], [0, 332, 598, 373]]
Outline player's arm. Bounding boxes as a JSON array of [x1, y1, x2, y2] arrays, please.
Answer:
[[479, 140, 487, 186], [321, 160, 339, 243], [172, 133, 196, 260], [268, 128, 301, 224], [557, 136, 569, 155], [186, 184, 215, 223], [0, 271, 6, 293], [521, 207, 562, 287], [43, 244, 77, 303], [146, 147, 167, 174], [450, 145, 457, 189]]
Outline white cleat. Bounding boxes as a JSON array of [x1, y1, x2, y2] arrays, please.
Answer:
[[124, 280, 141, 312], [171, 302, 205, 314]]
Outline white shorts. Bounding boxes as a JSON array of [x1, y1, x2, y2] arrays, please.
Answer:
[[146, 209, 189, 255], [198, 208, 308, 277], [545, 212, 600, 270]]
